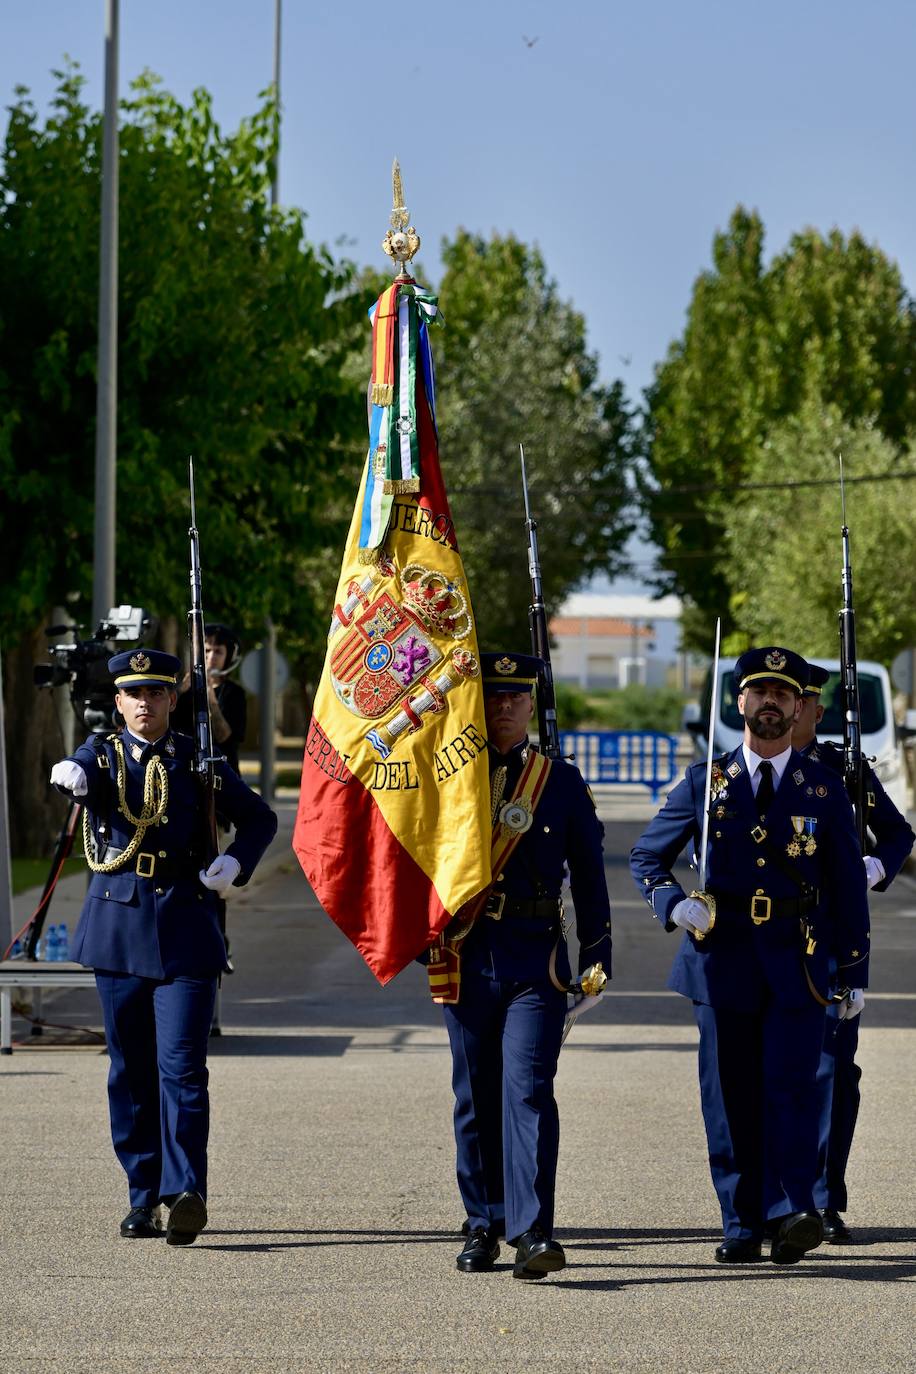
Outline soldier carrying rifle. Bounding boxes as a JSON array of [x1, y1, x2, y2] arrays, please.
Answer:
[[49, 472, 276, 1246]]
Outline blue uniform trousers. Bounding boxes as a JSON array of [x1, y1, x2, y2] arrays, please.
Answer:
[[814, 1007, 861, 1212], [95, 971, 217, 1208], [443, 966, 567, 1243], [694, 998, 826, 1239]]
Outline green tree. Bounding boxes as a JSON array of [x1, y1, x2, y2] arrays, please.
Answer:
[[723, 405, 916, 663], [434, 231, 635, 647], [0, 68, 369, 851], [642, 207, 916, 648]]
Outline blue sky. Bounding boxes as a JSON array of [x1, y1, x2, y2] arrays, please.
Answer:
[[4, 0, 916, 588]]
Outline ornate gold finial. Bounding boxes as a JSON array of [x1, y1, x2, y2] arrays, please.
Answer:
[[382, 157, 421, 273]]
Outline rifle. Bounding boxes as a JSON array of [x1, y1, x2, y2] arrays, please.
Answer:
[[519, 444, 561, 759], [188, 457, 220, 865], [838, 455, 867, 849]]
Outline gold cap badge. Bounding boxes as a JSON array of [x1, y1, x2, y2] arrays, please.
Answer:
[[494, 657, 517, 675], [765, 649, 787, 671], [130, 652, 151, 673]]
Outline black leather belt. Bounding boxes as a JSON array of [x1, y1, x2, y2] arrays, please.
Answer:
[[101, 848, 202, 883], [713, 892, 818, 925], [485, 893, 562, 921]]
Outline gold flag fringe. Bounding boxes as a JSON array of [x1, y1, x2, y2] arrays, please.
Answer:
[[371, 382, 394, 406], [383, 478, 421, 494]]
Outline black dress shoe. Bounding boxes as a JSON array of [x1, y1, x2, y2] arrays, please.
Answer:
[[715, 1237, 762, 1264], [456, 1226, 500, 1273], [821, 1208, 852, 1243], [771, 1210, 824, 1265], [513, 1226, 566, 1281], [120, 1205, 163, 1239], [166, 1191, 208, 1247]]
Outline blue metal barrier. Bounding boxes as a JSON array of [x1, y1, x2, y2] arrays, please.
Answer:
[[558, 730, 679, 800]]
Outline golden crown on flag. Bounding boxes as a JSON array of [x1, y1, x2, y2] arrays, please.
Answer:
[[401, 564, 470, 640], [382, 158, 421, 272]]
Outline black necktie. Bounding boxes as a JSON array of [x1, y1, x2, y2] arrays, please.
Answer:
[[756, 760, 775, 818]]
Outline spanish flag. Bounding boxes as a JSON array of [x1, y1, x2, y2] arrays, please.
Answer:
[[293, 275, 491, 983]]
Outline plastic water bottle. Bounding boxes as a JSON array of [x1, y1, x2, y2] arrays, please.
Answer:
[[9, 939, 22, 959], [45, 924, 60, 962], [56, 922, 69, 962], [33, 932, 42, 959]]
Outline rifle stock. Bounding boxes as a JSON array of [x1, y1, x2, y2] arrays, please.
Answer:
[[519, 445, 561, 759]]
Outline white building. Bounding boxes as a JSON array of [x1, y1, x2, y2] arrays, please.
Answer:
[[550, 593, 691, 690]]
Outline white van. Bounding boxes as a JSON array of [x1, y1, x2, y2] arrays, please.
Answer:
[[687, 658, 909, 812]]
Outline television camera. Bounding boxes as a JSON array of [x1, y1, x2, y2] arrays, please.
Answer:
[[34, 605, 156, 731]]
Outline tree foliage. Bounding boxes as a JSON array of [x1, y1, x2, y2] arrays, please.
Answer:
[[0, 68, 370, 851], [434, 231, 635, 648], [0, 67, 369, 659], [723, 404, 916, 663], [642, 207, 916, 649]]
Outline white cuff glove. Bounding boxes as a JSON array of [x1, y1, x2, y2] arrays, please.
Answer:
[[672, 896, 711, 936], [50, 760, 88, 796], [863, 856, 885, 890], [199, 853, 241, 895], [839, 988, 865, 1021]]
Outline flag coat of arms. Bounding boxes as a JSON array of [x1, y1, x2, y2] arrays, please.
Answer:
[[293, 252, 491, 984]]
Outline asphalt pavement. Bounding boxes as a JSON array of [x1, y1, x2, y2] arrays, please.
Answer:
[[2, 790, 915, 1373]]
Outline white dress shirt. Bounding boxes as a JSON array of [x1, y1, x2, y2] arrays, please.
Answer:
[[742, 741, 793, 796]]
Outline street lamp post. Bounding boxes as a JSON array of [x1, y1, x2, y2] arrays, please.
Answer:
[[92, 0, 120, 625]]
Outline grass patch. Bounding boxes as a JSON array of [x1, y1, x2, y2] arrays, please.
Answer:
[[11, 855, 87, 895]]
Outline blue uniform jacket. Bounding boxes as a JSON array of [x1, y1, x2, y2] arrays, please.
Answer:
[[801, 739, 915, 890], [60, 730, 277, 979], [629, 745, 870, 1011], [460, 741, 612, 986]]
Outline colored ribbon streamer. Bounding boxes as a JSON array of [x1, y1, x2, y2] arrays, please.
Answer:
[[359, 282, 443, 560]]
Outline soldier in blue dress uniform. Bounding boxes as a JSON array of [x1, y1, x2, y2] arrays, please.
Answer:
[[789, 663, 914, 1241], [444, 651, 612, 1281], [49, 649, 277, 1245], [630, 646, 870, 1265]]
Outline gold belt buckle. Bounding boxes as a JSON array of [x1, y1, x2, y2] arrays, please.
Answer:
[[750, 895, 771, 925], [136, 852, 156, 878], [486, 892, 506, 920]]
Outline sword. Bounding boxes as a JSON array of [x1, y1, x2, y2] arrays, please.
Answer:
[[561, 961, 607, 1046], [690, 617, 721, 940]]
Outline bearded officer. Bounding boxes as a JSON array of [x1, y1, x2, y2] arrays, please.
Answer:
[[49, 649, 277, 1245], [630, 646, 870, 1265], [437, 652, 612, 1280], [788, 663, 914, 1241]]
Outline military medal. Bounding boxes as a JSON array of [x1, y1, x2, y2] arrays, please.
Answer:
[[498, 800, 533, 834], [803, 816, 817, 855], [727, 762, 741, 779], [787, 816, 804, 858]]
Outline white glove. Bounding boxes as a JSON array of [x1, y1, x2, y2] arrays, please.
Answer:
[[50, 760, 88, 796], [863, 856, 885, 890], [672, 897, 711, 936], [839, 988, 865, 1021], [199, 853, 241, 895], [561, 992, 604, 1046]]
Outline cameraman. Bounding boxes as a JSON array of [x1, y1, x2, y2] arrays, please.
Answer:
[[173, 623, 246, 775]]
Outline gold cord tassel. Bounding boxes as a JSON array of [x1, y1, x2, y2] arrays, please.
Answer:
[[84, 740, 170, 873]]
